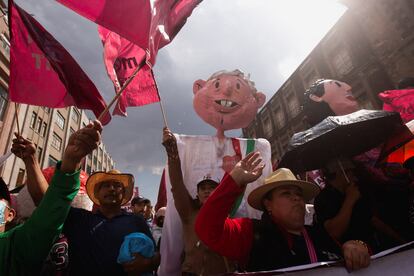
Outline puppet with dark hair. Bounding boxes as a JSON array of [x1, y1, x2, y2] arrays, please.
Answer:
[[302, 79, 360, 127]]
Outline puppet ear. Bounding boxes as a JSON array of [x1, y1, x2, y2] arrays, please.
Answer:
[[255, 92, 266, 108], [309, 93, 323, 103], [193, 79, 206, 95]]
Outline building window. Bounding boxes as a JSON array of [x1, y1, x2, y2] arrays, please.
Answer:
[[331, 47, 353, 76], [30, 112, 37, 129], [262, 115, 273, 137], [93, 155, 97, 168], [70, 127, 75, 136], [357, 95, 375, 110], [44, 107, 50, 113], [36, 117, 42, 133], [303, 71, 319, 89], [286, 93, 300, 118], [51, 132, 62, 151], [36, 147, 43, 162], [273, 107, 285, 129], [0, 86, 8, 120], [0, 33, 10, 57], [41, 122, 48, 137], [48, 155, 58, 167], [98, 161, 102, 171], [56, 111, 65, 129], [300, 59, 319, 88], [72, 109, 80, 123], [16, 169, 25, 187]]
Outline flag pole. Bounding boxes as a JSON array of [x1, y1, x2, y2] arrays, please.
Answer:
[[14, 102, 21, 136], [153, 76, 168, 128], [97, 58, 147, 122], [158, 100, 168, 128]]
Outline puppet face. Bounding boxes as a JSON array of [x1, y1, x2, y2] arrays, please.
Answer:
[[193, 71, 266, 132], [310, 80, 359, 115]]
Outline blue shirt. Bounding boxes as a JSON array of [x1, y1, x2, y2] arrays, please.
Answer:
[[63, 208, 153, 275]]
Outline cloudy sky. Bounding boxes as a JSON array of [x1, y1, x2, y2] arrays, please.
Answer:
[[18, 0, 346, 203]]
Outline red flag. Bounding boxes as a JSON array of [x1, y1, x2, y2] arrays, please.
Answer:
[[379, 89, 414, 123], [57, 0, 202, 65], [98, 27, 159, 116], [9, 0, 111, 125], [154, 169, 167, 212], [379, 89, 414, 164]]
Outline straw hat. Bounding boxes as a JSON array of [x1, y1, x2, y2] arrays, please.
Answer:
[[248, 168, 320, 210], [86, 169, 134, 206]]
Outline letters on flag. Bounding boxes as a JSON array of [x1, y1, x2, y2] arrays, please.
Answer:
[[98, 27, 159, 116], [9, 0, 110, 124]]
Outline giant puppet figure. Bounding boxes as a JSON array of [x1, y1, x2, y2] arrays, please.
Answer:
[[159, 70, 272, 275]]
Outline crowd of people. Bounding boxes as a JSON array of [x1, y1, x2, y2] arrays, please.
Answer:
[[0, 76, 413, 275]]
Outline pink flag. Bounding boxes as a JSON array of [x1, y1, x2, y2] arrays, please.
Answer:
[[9, 0, 110, 125], [379, 89, 414, 123], [58, 0, 202, 65], [379, 89, 414, 164], [98, 27, 159, 116]]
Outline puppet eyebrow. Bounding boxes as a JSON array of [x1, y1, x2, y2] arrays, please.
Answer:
[[237, 78, 247, 86], [334, 81, 342, 87]]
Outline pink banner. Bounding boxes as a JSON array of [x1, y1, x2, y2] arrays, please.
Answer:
[[98, 27, 159, 116], [58, 0, 202, 66], [9, 0, 110, 124], [379, 89, 414, 123]]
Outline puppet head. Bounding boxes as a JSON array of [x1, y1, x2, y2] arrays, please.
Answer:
[[303, 79, 360, 126], [193, 69, 266, 137]]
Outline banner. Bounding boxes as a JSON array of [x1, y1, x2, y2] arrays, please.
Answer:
[[98, 27, 159, 116], [9, 0, 110, 124]]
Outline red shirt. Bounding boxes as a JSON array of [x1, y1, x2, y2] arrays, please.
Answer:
[[195, 174, 254, 264]]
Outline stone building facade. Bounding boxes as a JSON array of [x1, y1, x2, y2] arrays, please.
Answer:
[[242, 0, 414, 164], [1, 105, 115, 189]]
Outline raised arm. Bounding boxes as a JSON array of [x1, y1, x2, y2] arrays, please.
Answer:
[[162, 127, 194, 222], [320, 183, 361, 240], [11, 135, 48, 206], [195, 152, 264, 262], [14, 121, 102, 270]]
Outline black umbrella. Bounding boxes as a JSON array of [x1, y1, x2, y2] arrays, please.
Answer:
[[279, 109, 413, 174]]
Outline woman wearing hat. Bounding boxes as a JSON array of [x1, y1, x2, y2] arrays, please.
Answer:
[[195, 152, 371, 272]]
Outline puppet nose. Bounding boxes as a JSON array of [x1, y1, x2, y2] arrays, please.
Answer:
[[223, 81, 233, 96]]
